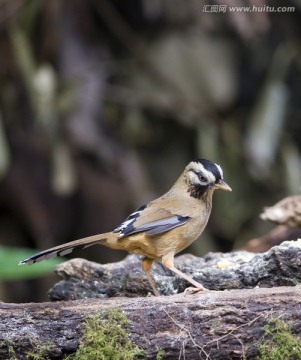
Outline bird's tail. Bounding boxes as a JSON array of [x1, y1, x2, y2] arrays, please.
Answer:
[[19, 232, 111, 265]]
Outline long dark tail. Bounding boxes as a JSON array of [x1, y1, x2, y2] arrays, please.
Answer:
[[19, 233, 110, 265]]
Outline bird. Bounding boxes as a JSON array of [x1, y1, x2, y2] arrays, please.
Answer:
[[19, 158, 231, 296]]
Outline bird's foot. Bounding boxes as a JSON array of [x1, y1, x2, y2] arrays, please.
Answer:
[[184, 285, 208, 295]]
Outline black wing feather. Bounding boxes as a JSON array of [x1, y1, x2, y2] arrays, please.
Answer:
[[115, 212, 190, 239]]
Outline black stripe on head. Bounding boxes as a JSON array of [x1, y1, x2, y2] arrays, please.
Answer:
[[193, 158, 222, 180]]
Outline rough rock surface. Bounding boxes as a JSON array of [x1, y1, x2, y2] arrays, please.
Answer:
[[49, 239, 301, 300]]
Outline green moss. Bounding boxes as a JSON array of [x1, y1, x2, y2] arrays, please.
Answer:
[[258, 318, 301, 360], [156, 347, 165, 360], [26, 341, 54, 360], [0, 340, 17, 360], [7, 344, 17, 360], [1, 337, 54, 360], [66, 309, 144, 360]]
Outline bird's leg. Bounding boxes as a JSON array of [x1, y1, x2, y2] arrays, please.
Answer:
[[161, 253, 208, 293], [141, 257, 160, 296]]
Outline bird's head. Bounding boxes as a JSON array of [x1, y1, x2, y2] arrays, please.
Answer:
[[185, 159, 232, 199]]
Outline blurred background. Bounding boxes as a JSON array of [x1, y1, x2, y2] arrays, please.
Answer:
[[0, 0, 300, 302]]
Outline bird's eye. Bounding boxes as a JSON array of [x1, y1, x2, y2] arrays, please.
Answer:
[[198, 175, 208, 183]]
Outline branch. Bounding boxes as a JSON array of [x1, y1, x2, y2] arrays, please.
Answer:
[[1, 286, 301, 359], [1, 240, 301, 359]]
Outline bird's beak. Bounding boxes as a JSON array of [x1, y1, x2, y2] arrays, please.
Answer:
[[214, 179, 232, 192]]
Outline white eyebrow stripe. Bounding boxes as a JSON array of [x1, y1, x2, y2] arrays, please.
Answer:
[[192, 162, 216, 183], [215, 163, 223, 178], [202, 168, 216, 182]]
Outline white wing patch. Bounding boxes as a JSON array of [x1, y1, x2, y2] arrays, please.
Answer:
[[113, 205, 147, 238], [114, 205, 190, 239]]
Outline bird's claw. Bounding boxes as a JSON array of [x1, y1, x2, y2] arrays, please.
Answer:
[[184, 286, 208, 295]]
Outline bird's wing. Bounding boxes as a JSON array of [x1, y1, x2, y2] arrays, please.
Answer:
[[114, 204, 190, 239]]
